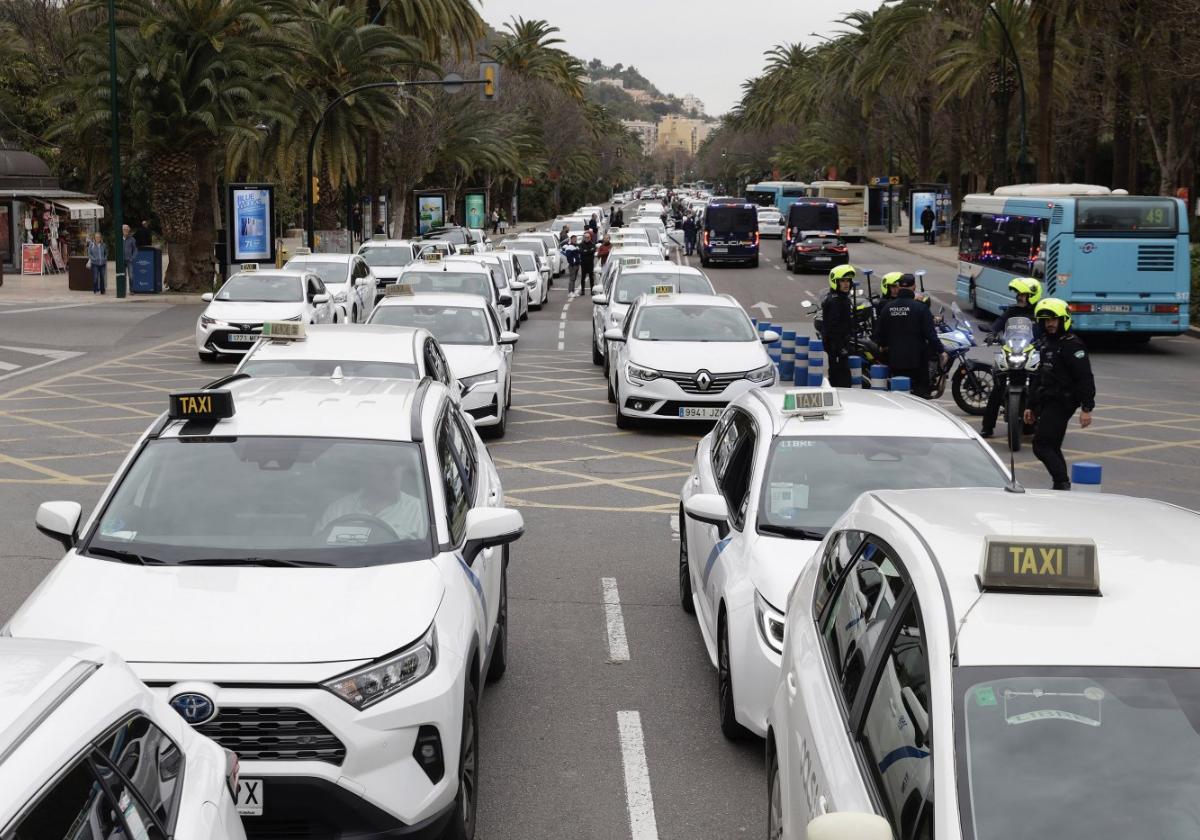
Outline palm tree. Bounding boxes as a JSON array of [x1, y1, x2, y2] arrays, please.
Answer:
[[488, 17, 586, 101]]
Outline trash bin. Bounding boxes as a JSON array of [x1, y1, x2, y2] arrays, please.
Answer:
[[130, 247, 162, 293]]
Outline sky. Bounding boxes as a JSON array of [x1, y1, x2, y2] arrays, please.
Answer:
[[477, 0, 876, 116]]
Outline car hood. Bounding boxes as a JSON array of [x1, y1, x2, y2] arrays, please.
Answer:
[[371, 266, 410, 280], [749, 533, 823, 611], [7, 553, 444, 663], [627, 339, 769, 373], [442, 344, 501, 378], [203, 300, 306, 323]]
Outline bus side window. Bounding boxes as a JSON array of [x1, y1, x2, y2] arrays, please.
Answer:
[[959, 212, 982, 262]]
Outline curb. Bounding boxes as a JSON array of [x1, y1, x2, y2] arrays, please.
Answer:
[[864, 235, 959, 268]]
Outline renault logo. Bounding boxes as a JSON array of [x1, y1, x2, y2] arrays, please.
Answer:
[[169, 692, 217, 726], [695, 370, 713, 392]]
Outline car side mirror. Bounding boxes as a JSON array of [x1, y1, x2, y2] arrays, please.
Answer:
[[201, 293, 214, 303], [36, 501, 82, 551], [509, 281, 527, 291], [499, 331, 519, 345], [603, 327, 626, 343], [761, 330, 781, 344], [807, 813, 893, 840], [499, 294, 513, 306], [684, 493, 729, 528], [462, 507, 525, 565], [313, 293, 330, 305], [591, 293, 609, 306]]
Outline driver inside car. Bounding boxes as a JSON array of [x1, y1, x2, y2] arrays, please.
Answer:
[[314, 460, 425, 542]]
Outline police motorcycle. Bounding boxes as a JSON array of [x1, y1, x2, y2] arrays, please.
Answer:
[[930, 301, 995, 414], [806, 271, 883, 380], [985, 316, 1040, 452]]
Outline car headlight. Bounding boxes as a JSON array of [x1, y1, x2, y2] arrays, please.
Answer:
[[199, 314, 227, 328], [322, 626, 436, 710], [627, 363, 660, 383], [746, 363, 776, 384], [333, 290, 348, 304], [754, 591, 785, 654], [460, 371, 499, 393]]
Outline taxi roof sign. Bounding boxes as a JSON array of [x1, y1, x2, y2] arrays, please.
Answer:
[[421, 252, 443, 262], [261, 320, 306, 340], [371, 233, 387, 240], [293, 247, 312, 256], [240, 263, 259, 272], [652, 284, 676, 295], [621, 256, 642, 267], [384, 283, 415, 297], [782, 387, 841, 416], [979, 537, 1099, 594], [168, 389, 235, 422]]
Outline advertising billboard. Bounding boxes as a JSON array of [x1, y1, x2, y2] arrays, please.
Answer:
[[228, 184, 275, 264], [415, 192, 446, 235], [464, 192, 486, 231], [909, 190, 937, 238]]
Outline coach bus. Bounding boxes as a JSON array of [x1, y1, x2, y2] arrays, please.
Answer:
[[746, 181, 809, 214], [957, 184, 1189, 336], [806, 181, 868, 239]]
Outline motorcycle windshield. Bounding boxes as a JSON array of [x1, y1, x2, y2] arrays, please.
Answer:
[[1004, 317, 1035, 351]]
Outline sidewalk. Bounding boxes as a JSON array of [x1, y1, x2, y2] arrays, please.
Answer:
[[864, 227, 958, 269], [0, 259, 207, 305]]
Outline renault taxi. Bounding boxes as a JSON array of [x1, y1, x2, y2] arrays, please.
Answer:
[[283, 249, 375, 324], [604, 293, 777, 428], [765, 488, 1200, 840], [371, 289, 518, 436], [0, 638, 245, 839], [195, 266, 334, 361], [680, 386, 1009, 740], [10, 378, 524, 839], [590, 263, 716, 367]]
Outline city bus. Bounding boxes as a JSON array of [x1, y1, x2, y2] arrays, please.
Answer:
[[806, 181, 868, 239], [746, 181, 809, 214], [957, 184, 1190, 336]]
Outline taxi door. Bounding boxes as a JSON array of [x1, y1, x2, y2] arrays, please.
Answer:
[[607, 300, 638, 402]]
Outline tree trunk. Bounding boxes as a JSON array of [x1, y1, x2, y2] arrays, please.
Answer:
[[393, 190, 408, 239], [175, 149, 217, 294], [916, 96, 933, 182], [316, 171, 338, 230], [149, 150, 199, 290], [948, 105, 964, 243], [991, 82, 1012, 188], [1035, 9, 1057, 183]]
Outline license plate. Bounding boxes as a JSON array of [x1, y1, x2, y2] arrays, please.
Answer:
[[1098, 304, 1131, 313], [237, 779, 264, 816], [813, 256, 831, 263], [679, 406, 724, 419], [226, 333, 259, 343], [711, 247, 728, 254]]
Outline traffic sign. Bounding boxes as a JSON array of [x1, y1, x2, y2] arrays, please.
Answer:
[[870, 176, 901, 186]]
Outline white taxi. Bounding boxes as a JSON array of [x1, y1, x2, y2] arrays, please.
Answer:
[[357, 238, 416, 299], [766, 487, 1200, 840], [596, 244, 671, 297], [516, 232, 564, 277], [371, 290, 518, 436], [0, 638, 245, 839], [283, 249, 375, 324], [393, 253, 515, 331], [604, 293, 777, 428], [12, 377, 524, 840], [494, 246, 547, 310], [195, 266, 334, 361], [501, 239, 552, 291], [680, 386, 1009, 740], [607, 228, 652, 248], [444, 253, 526, 331], [591, 263, 716, 367]]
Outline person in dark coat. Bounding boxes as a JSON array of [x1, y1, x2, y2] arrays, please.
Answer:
[[821, 265, 857, 387], [874, 273, 945, 397], [578, 231, 597, 294], [980, 277, 1042, 438], [133, 220, 153, 249], [920, 205, 936, 244], [682, 214, 697, 256]]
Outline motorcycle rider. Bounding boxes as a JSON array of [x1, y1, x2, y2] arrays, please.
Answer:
[[874, 271, 903, 317], [1023, 298, 1095, 490], [980, 277, 1042, 438], [821, 264, 856, 387], [874, 273, 946, 398]]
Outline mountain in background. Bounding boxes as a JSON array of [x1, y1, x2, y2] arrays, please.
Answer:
[[583, 58, 707, 123]]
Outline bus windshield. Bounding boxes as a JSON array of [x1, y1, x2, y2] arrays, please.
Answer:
[[1076, 199, 1177, 235]]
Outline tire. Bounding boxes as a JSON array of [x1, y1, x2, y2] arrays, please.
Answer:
[[606, 376, 616, 403], [592, 335, 604, 366], [750, 256, 760, 268], [615, 394, 636, 430], [486, 560, 508, 682], [768, 744, 784, 840], [679, 504, 694, 614], [486, 402, 507, 439], [700, 256, 709, 267], [790, 258, 801, 275], [718, 617, 749, 740], [442, 685, 478, 840], [1007, 390, 1023, 453], [952, 362, 993, 415]]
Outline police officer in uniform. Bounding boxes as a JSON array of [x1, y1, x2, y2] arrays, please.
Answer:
[[1024, 298, 1095, 489], [874, 271, 902, 318], [874, 273, 945, 398], [980, 277, 1041, 438], [821, 264, 856, 387]]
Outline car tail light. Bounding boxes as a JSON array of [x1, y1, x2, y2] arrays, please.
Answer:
[[796, 245, 814, 253], [786, 227, 792, 240], [752, 231, 760, 247], [703, 231, 710, 246], [1069, 303, 1093, 313], [830, 246, 847, 253], [1154, 304, 1180, 313]]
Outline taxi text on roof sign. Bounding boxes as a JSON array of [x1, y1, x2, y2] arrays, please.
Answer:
[[782, 387, 841, 416], [261, 320, 306, 340], [385, 283, 415, 297], [422, 252, 443, 262], [979, 537, 1100, 594], [652, 284, 676, 295], [240, 263, 259, 272], [168, 389, 235, 421]]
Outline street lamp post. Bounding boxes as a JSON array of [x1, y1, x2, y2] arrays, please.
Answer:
[[106, 0, 126, 297], [987, 3, 1031, 183]]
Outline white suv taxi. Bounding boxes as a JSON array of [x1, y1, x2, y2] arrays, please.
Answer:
[[767, 488, 1200, 840], [11, 377, 524, 839], [680, 386, 1009, 740], [605, 292, 777, 428], [195, 266, 334, 361], [0, 638, 245, 839]]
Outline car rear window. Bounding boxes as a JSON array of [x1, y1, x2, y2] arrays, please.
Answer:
[[705, 207, 758, 231]]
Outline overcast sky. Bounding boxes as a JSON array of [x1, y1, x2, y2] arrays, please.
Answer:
[[478, 0, 876, 116]]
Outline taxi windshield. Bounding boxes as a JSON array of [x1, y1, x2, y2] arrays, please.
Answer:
[[632, 305, 756, 342], [615, 274, 713, 304], [216, 275, 302, 303], [957, 667, 1200, 840], [400, 271, 491, 298], [286, 260, 347, 287], [371, 305, 492, 346], [239, 359, 419, 379], [505, 241, 544, 256], [360, 246, 413, 268], [758, 437, 1007, 534], [513, 252, 537, 273], [88, 438, 433, 565]]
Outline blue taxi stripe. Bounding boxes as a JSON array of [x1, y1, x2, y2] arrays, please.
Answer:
[[701, 537, 733, 587], [457, 555, 487, 615], [877, 745, 930, 774]]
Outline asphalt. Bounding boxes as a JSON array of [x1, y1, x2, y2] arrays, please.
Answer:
[[1, 214, 1200, 838]]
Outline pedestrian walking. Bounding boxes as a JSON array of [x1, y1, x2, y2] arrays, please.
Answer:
[[598, 235, 612, 266], [587, 213, 600, 241], [822, 265, 857, 388], [87, 232, 108, 294], [921, 204, 936, 244], [491, 209, 500, 235], [682, 214, 697, 256], [874, 273, 945, 397], [498, 212, 508, 235], [562, 235, 581, 295], [1025, 298, 1096, 490], [578, 231, 597, 295], [612, 206, 624, 228], [133, 219, 153, 250], [558, 224, 571, 246], [122, 224, 138, 270]]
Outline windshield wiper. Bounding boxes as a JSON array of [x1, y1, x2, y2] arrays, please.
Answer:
[[758, 523, 827, 540], [88, 546, 167, 566], [175, 557, 335, 568]]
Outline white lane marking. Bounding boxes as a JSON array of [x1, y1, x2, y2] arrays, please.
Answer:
[[558, 295, 573, 351], [0, 303, 92, 316], [617, 711, 660, 840], [0, 361, 17, 371], [602, 577, 630, 662], [773, 264, 782, 271], [0, 350, 84, 382]]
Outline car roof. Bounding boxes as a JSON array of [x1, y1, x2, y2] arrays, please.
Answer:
[[620, 264, 707, 279], [638, 292, 738, 309], [229, 268, 307, 281], [161, 376, 441, 442], [287, 253, 353, 264], [360, 239, 412, 248], [862, 488, 1200, 667], [374, 292, 489, 310], [242, 324, 426, 364], [406, 258, 488, 274]]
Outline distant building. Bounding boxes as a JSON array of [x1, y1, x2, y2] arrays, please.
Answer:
[[656, 116, 714, 156], [626, 88, 656, 104], [594, 77, 625, 89], [681, 93, 705, 115], [621, 119, 658, 155]]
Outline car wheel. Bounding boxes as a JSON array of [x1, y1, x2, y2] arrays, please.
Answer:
[[718, 616, 750, 740], [487, 402, 507, 439], [750, 257, 760, 268], [592, 336, 604, 366], [606, 376, 616, 404], [442, 685, 478, 840], [614, 384, 636, 430], [486, 559, 508, 682], [790, 258, 801, 275], [679, 504, 694, 614], [768, 745, 784, 840]]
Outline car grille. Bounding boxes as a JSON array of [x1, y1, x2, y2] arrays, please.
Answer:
[[660, 370, 747, 394], [196, 706, 346, 765]]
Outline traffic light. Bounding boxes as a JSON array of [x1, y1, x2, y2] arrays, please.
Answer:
[[480, 62, 499, 102], [311, 176, 320, 204]]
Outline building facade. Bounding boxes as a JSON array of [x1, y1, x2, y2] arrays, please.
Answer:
[[621, 120, 659, 155]]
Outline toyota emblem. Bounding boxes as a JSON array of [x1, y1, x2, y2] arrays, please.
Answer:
[[169, 692, 217, 726], [695, 370, 713, 392]]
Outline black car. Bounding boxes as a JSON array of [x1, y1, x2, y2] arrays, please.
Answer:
[[786, 232, 849, 273], [783, 199, 840, 260]]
